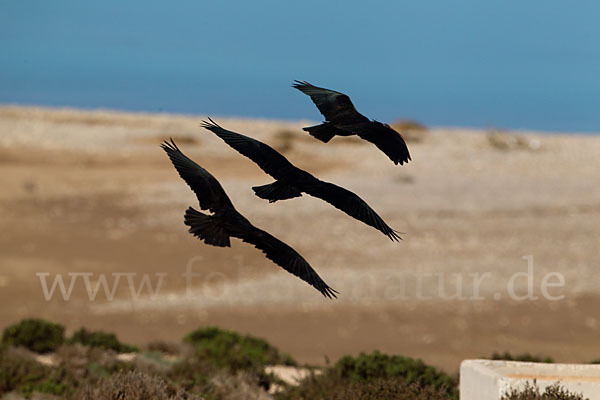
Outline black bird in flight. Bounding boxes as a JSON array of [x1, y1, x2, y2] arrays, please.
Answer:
[[292, 80, 411, 165], [161, 139, 338, 298], [200, 119, 402, 242]]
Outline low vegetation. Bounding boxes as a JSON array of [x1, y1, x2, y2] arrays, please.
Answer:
[[67, 327, 139, 353], [276, 375, 452, 400], [335, 351, 456, 390], [277, 351, 458, 400], [501, 382, 587, 400], [273, 129, 296, 153], [490, 351, 554, 363], [487, 130, 542, 151], [0, 347, 78, 397], [2, 319, 65, 353], [76, 370, 200, 400], [0, 318, 592, 399], [391, 119, 428, 143], [184, 326, 296, 371]]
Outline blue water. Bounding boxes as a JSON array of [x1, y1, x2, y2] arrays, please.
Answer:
[[1, 0, 599, 132]]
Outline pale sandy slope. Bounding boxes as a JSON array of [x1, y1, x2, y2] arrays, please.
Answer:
[[0, 106, 599, 371]]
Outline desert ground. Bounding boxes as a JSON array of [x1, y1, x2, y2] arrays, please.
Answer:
[[0, 106, 599, 373]]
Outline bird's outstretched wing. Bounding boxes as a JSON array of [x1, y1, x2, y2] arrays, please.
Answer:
[[358, 126, 412, 166], [241, 227, 338, 298], [200, 118, 298, 180], [303, 181, 402, 241], [292, 80, 369, 125], [161, 139, 234, 212]]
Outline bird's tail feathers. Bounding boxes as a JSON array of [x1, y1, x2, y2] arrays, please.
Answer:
[[302, 123, 337, 143], [252, 181, 302, 203], [184, 207, 231, 247]]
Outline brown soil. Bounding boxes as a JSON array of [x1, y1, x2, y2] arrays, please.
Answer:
[[1, 106, 599, 373]]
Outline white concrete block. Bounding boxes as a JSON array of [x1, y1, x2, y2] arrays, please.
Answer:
[[460, 359, 600, 400]]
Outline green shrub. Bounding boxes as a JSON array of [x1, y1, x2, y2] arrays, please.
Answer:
[[0, 348, 77, 397], [183, 326, 296, 371], [501, 382, 587, 400], [2, 319, 65, 353], [166, 358, 221, 397], [333, 351, 457, 397], [340, 378, 451, 400], [27, 377, 71, 397], [68, 328, 138, 353], [491, 352, 554, 363], [276, 372, 452, 400], [277, 351, 457, 400]]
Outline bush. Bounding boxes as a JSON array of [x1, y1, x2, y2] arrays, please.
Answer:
[[274, 130, 296, 153], [487, 131, 542, 151], [68, 328, 138, 353], [276, 351, 457, 400], [391, 120, 428, 143], [501, 382, 587, 400], [340, 378, 451, 400], [2, 319, 65, 354], [166, 358, 215, 394], [491, 352, 554, 363], [146, 340, 181, 355], [276, 373, 452, 400], [167, 358, 270, 400], [183, 326, 296, 371], [334, 351, 457, 397], [0, 347, 77, 397], [76, 370, 200, 400]]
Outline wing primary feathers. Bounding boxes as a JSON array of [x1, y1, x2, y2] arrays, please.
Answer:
[[242, 227, 339, 299], [292, 80, 310, 89], [303, 181, 403, 241], [200, 118, 220, 130], [200, 117, 297, 180], [161, 137, 236, 212], [200, 119, 402, 241]]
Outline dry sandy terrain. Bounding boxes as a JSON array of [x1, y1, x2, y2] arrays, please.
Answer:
[[0, 106, 599, 372]]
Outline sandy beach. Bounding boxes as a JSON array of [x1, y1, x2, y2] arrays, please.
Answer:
[[0, 106, 599, 372]]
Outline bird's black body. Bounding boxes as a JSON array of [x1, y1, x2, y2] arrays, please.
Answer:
[[292, 80, 411, 166], [161, 139, 337, 298], [200, 119, 402, 241]]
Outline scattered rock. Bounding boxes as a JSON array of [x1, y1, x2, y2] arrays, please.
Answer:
[[265, 365, 321, 385]]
